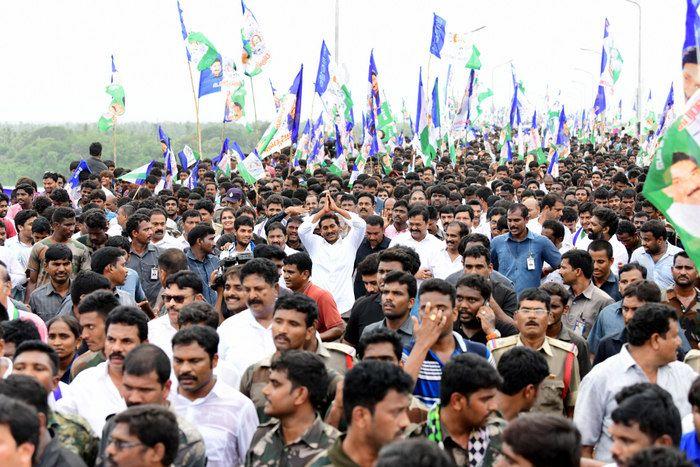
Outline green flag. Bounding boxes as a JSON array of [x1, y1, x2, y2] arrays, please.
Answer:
[[465, 45, 481, 70], [97, 84, 125, 133], [642, 92, 700, 265], [187, 32, 219, 71]]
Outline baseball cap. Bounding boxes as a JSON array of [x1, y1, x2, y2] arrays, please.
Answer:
[[223, 188, 243, 202]]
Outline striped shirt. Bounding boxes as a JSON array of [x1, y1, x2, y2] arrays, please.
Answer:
[[402, 332, 495, 406]]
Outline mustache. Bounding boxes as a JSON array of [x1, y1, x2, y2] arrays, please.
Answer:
[[109, 352, 124, 360], [526, 320, 540, 326], [177, 373, 197, 382]]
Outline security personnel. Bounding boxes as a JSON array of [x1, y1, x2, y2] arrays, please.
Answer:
[[239, 294, 354, 422], [488, 288, 580, 416]]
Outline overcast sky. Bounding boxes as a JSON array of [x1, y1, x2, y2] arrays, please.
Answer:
[[0, 0, 686, 124]]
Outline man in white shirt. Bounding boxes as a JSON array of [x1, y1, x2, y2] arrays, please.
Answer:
[[430, 221, 467, 280], [171, 325, 258, 467], [149, 270, 205, 360], [526, 193, 573, 246], [630, 219, 684, 291], [298, 192, 366, 314], [576, 207, 629, 274], [58, 306, 149, 435], [150, 208, 182, 250], [389, 205, 444, 282], [217, 258, 278, 376], [106, 204, 133, 237], [4, 209, 36, 273]]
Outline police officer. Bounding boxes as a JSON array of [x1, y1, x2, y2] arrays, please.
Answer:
[[488, 288, 580, 417], [239, 294, 354, 422]]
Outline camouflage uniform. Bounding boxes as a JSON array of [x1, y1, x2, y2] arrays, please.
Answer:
[[239, 338, 354, 423], [70, 350, 105, 380], [96, 410, 207, 467], [407, 405, 506, 467], [488, 334, 580, 415], [49, 410, 99, 466], [304, 434, 360, 467], [244, 415, 339, 467]]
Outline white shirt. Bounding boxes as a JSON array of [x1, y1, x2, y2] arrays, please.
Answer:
[[170, 379, 258, 467], [148, 314, 178, 360], [0, 245, 27, 288], [217, 309, 275, 377], [154, 233, 183, 250], [106, 219, 123, 237], [630, 242, 683, 291], [429, 248, 463, 280], [298, 212, 367, 313], [0, 356, 12, 379], [527, 217, 574, 247], [57, 361, 126, 435], [389, 231, 445, 270], [576, 234, 629, 275], [4, 236, 32, 272]]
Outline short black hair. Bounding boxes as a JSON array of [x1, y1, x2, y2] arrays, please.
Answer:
[[158, 249, 189, 277], [13, 209, 37, 229], [253, 244, 287, 262], [172, 325, 218, 361], [125, 212, 150, 239], [462, 244, 491, 264], [270, 350, 330, 411], [502, 414, 581, 467], [440, 353, 502, 405], [378, 247, 421, 275], [626, 303, 678, 346], [376, 438, 454, 467], [357, 328, 403, 362], [273, 293, 319, 327], [90, 246, 125, 275], [187, 223, 215, 247], [0, 394, 39, 451], [539, 281, 571, 304], [283, 252, 313, 274], [587, 239, 613, 260], [619, 262, 648, 277], [124, 344, 171, 386], [497, 347, 549, 396], [518, 287, 551, 310], [89, 142, 102, 156], [689, 377, 700, 408], [455, 274, 491, 301], [0, 374, 49, 417], [77, 289, 120, 319], [418, 279, 456, 307], [14, 340, 59, 376], [622, 280, 661, 303], [592, 207, 619, 236], [44, 243, 73, 263], [612, 384, 681, 446], [105, 306, 149, 342], [627, 446, 694, 467], [639, 219, 667, 240], [561, 249, 594, 279], [165, 270, 204, 295], [357, 253, 380, 276], [178, 302, 220, 329], [382, 270, 417, 300], [1, 320, 40, 350], [342, 360, 413, 424], [240, 258, 279, 286], [113, 405, 180, 466]]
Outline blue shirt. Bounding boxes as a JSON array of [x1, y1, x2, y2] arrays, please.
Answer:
[[185, 248, 220, 305], [401, 332, 495, 406], [117, 268, 146, 303], [587, 301, 623, 355], [490, 230, 562, 295], [681, 431, 700, 466]]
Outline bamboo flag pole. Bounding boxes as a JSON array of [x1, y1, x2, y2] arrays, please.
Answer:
[[249, 77, 258, 123], [221, 121, 226, 143], [187, 62, 203, 158], [112, 118, 117, 164]]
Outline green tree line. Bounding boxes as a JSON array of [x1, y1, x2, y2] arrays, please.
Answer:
[[0, 121, 269, 187]]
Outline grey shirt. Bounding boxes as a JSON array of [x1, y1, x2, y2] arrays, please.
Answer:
[[126, 243, 162, 307], [563, 282, 614, 338], [29, 282, 71, 322], [361, 315, 415, 347]]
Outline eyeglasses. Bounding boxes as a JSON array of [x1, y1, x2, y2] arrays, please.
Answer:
[[108, 437, 143, 451], [162, 294, 189, 304], [517, 307, 549, 316]]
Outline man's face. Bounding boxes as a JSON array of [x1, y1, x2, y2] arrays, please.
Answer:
[[46, 258, 71, 285], [105, 323, 142, 374], [105, 422, 156, 467], [454, 211, 472, 228], [319, 218, 340, 244], [621, 197, 636, 216], [235, 224, 253, 246], [545, 201, 564, 221], [381, 282, 414, 321], [419, 291, 456, 338], [262, 369, 303, 418], [266, 203, 283, 218], [609, 421, 656, 467], [456, 285, 485, 329], [640, 231, 664, 255], [392, 206, 408, 226], [177, 197, 189, 213], [558, 258, 579, 286], [617, 232, 639, 252], [205, 183, 217, 200], [43, 177, 57, 194], [463, 388, 499, 430], [579, 211, 592, 231], [198, 234, 215, 255], [430, 192, 447, 207], [122, 370, 169, 407], [683, 62, 700, 101], [243, 273, 277, 318], [377, 260, 404, 287], [515, 299, 549, 339], [132, 220, 153, 245], [197, 209, 212, 225], [282, 264, 308, 291], [444, 224, 461, 252], [673, 255, 698, 287], [0, 200, 7, 218], [305, 195, 318, 211], [164, 284, 199, 329], [13, 350, 58, 393], [223, 274, 247, 313], [591, 173, 602, 188], [86, 224, 108, 249], [79, 311, 106, 352], [587, 215, 606, 239], [267, 228, 286, 250], [286, 222, 300, 243], [362, 342, 399, 365], [364, 389, 411, 451], [463, 255, 490, 278], [575, 189, 589, 203], [15, 189, 31, 207], [357, 196, 374, 218], [507, 210, 527, 238], [55, 218, 77, 240], [173, 342, 216, 394], [621, 295, 645, 325], [164, 200, 178, 217], [657, 320, 682, 364], [365, 224, 384, 249], [547, 295, 568, 327], [150, 214, 166, 242], [183, 215, 201, 235], [0, 424, 34, 467], [272, 308, 313, 351], [408, 215, 428, 241], [590, 249, 613, 282]]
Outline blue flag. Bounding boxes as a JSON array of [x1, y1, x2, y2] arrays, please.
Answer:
[[368, 50, 381, 115], [289, 65, 304, 144], [198, 54, 223, 98], [212, 137, 229, 166], [556, 106, 567, 146], [430, 13, 447, 58], [547, 150, 560, 177], [184, 160, 199, 189], [68, 160, 91, 191], [431, 77, 440, 130], [176, 0, 191, 61], [655, 84, 675, 137], [594, 18, 609, 115], [110, 55, 117, 83], [684, 0, 700, 60], [315, 40, 331, 96]]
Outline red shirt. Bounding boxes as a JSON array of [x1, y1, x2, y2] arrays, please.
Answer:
[[302, 282, 344, 332], [2, 218, 16, 238]]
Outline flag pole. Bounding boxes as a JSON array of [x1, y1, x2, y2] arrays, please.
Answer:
[[187, 62, 203, 159], [221, 121, 226, 143], [112, 118, 117, 164], [249, 77, 258, 123]]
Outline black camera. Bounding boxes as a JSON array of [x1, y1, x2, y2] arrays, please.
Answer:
[[212, 251, 254, 289]]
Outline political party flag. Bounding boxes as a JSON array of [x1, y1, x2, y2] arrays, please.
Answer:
[[328, 125, 345, 177], [98, 55, 125, 133], [255, 65, 303, 158], [465, 45, 481, 70], [476, 88, 493, 118], [183, 160, 199, 189], [547, 150, 560, 177], [683, 0, 700, 60], [270, 79, 281, 111], [176, 0, 191, 61], [656, 84, 675, 137], [213, 138, 232, 177], [234, 144, 266, 185], [67, 160, 91, 203], [187, 32, 219, 71], [241, 0, 271, 77], [158, 126, 178, 184], [178, 145, 199, 169], [528, 111, 547, 164], [556, 105, 570, 158], [110, 55, 117, 83], [198, 54, 223, 98], [643, 89, 700, 264], [594, 18, 610, 115], [431, 77, 441, 143], [610, 47, 623, 84], [415, 68, 435, 166], [308, 114, 326, 171], [368, 51, 381, 116], [430, 13, 447, 58], [118, 161, 155, 185], [315, 40, 331, 96], [223, 83, 248, 126], [293, 120, 312, 164], [452, 68, 475, 132]]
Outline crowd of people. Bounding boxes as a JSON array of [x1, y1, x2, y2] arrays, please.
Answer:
[[0, 124, 698, 467]]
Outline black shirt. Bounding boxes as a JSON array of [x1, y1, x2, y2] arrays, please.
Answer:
[[593, 329, 627, 366], [38, 434, 87, 467], [353, 237, 391, 299], [344, 293, 383, 346]]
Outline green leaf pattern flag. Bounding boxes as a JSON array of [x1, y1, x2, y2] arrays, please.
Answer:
[[643, 90, 700, 264], [465, 45, 481, 70], [241, 0, 271, 77], [97, 84, 125, 133], [187, 32, 219, 71]]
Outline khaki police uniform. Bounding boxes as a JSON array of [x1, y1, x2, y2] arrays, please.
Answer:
[[488, 334, 580, 415]]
